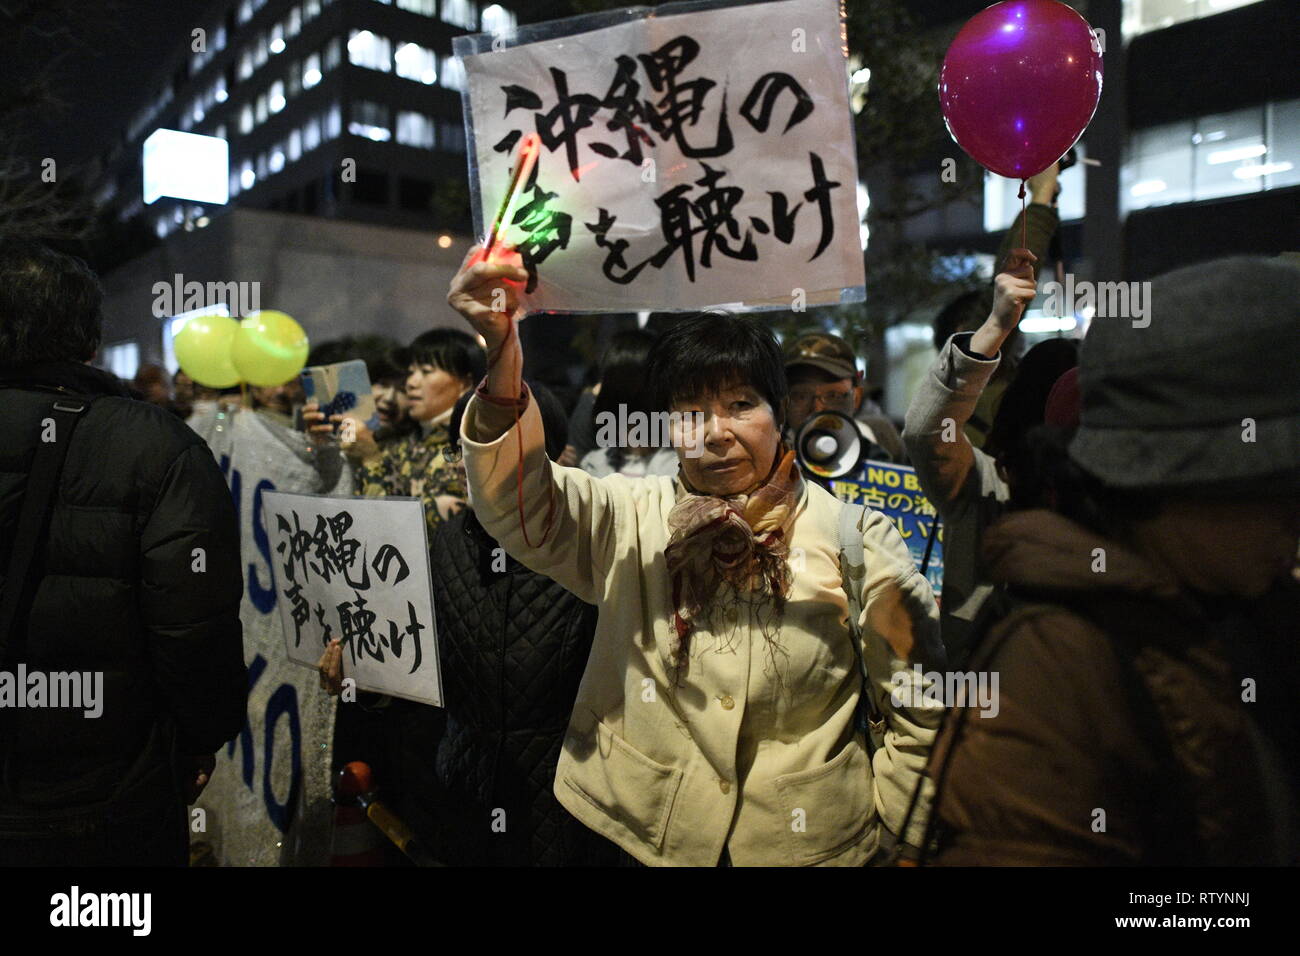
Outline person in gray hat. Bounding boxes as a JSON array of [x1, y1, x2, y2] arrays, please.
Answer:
[[925, 255, 1300, 866]]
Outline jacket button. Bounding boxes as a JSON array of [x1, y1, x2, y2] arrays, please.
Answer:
[[720, 695, 734, 710], [719, 779, 731, 794]]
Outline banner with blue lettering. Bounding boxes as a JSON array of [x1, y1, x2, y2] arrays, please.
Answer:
[[187, 403, 350, 866], [828, 459, 944, 600]]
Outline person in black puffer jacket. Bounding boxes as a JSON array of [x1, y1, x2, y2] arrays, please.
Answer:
[[0, 238, 247, 866], [319, 383, 620, 866]]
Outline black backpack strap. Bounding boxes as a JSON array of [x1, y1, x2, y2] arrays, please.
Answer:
[[911, 588, 1032, 864], [0, 397, 91, 658]]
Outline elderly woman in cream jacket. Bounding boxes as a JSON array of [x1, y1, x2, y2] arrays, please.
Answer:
[[447, 249, 945, 867]]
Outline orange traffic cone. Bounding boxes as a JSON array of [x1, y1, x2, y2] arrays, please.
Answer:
[[329, 762, 386, 866]]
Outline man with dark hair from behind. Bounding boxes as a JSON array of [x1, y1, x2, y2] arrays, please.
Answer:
[[0, 237, 247, 866]]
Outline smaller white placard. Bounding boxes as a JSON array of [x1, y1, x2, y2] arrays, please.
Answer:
[[263, 491, 442, 707]]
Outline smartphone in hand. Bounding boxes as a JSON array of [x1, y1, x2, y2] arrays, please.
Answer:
[[300, 360, 379, 436]]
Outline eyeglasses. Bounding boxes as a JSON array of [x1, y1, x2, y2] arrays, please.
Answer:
[[787, 385, 854, 409]]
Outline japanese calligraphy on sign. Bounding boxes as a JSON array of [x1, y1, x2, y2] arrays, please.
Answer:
[[263, 491, 443, 706], [831, 460, 944, 600], [454, 0, 865, 313]]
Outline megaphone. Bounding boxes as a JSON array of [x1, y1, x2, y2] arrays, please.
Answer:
[[793, 410, 864, 480]]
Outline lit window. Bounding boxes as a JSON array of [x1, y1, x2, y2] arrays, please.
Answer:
[[257, 153, 269, 179], [326, 103, 342, 139], [288, 64, 301, 96], [304, 118, 321, 151], [1193, 108, 1266, 202], [256, 94, 268, 124], [214, 124, 226, 141], [269, 80, 286, 113], [239, 0, 253, 24], [255, 35, 268, 67], [1120, 99, 1300, 213], [1266, 100, 1300, 190], [240, 104, 254, 134], [215, 26, 227, 51], [289, 128, 303, 162], [398, 0, 437, 14], [192, 99, 205, 123], [214, 77, 228, 103], [480, 4, 515, 33], [396, 110, 436, 148], [238, 51, 253, 80], [303, 53, 322, 88], [230, 168, 242, 198], [288, 8, 301, 37], [241, 161, 256, 189], [305, 0, 320, 19], [440, 55, 466, 91], [349, 100, 392, 141], [270, 148, 285, 174], [348, 29, 392, 71], [984, 144, 1088, 232], [270, 24, 285, 54], [395, 42, 437, 85], [324, 38, 341, 70], [102, 342, 140, 381], [442, 0, 476, 31], [1122, 0, 1265, 39], [1123, 120, 1194, 212]]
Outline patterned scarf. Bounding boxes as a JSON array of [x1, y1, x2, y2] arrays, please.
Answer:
[[664, 447, 802, 671]]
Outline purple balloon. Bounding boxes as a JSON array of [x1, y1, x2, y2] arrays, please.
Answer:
[[939, 0, 1103, 180]]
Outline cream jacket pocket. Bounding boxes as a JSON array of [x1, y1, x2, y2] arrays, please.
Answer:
[[562, 722, 684, 851], [774, 742, 876, 865]]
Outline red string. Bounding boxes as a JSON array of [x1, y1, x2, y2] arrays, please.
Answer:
[[483, 300, 554, 550]]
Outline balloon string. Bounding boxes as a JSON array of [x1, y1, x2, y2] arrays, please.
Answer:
[[1018, 179, 1027, 251]]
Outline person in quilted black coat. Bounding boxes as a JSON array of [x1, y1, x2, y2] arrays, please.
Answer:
[[412, 386, 619, 866], [0, 238, 246, 866], [319, 383, 620, 865]]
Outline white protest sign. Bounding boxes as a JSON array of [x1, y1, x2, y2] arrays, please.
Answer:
[[455, 0, 865, 313], [263, 491, 443, 707], [187, 405, 340, 866]]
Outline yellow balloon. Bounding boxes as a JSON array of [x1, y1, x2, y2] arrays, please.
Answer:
[[231, 310, 310, 387], [173, 313, 241, 388]]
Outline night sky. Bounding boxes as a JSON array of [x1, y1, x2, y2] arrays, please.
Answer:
[[15, 0, 219, 168]]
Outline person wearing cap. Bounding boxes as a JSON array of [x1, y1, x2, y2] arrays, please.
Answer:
[[784, 331, 906, 464], [927, 255, 1300, 866], [902, 250, 1078, 666]]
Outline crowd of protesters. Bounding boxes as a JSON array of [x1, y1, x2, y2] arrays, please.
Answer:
[[1, 149, 1296, 867]]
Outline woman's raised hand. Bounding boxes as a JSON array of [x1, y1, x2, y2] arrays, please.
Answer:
[[447, 244, 529, 350]]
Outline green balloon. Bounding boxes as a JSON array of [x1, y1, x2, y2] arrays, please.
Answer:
[[231, 310, 310, 387], [173, 313, 241, 388]]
